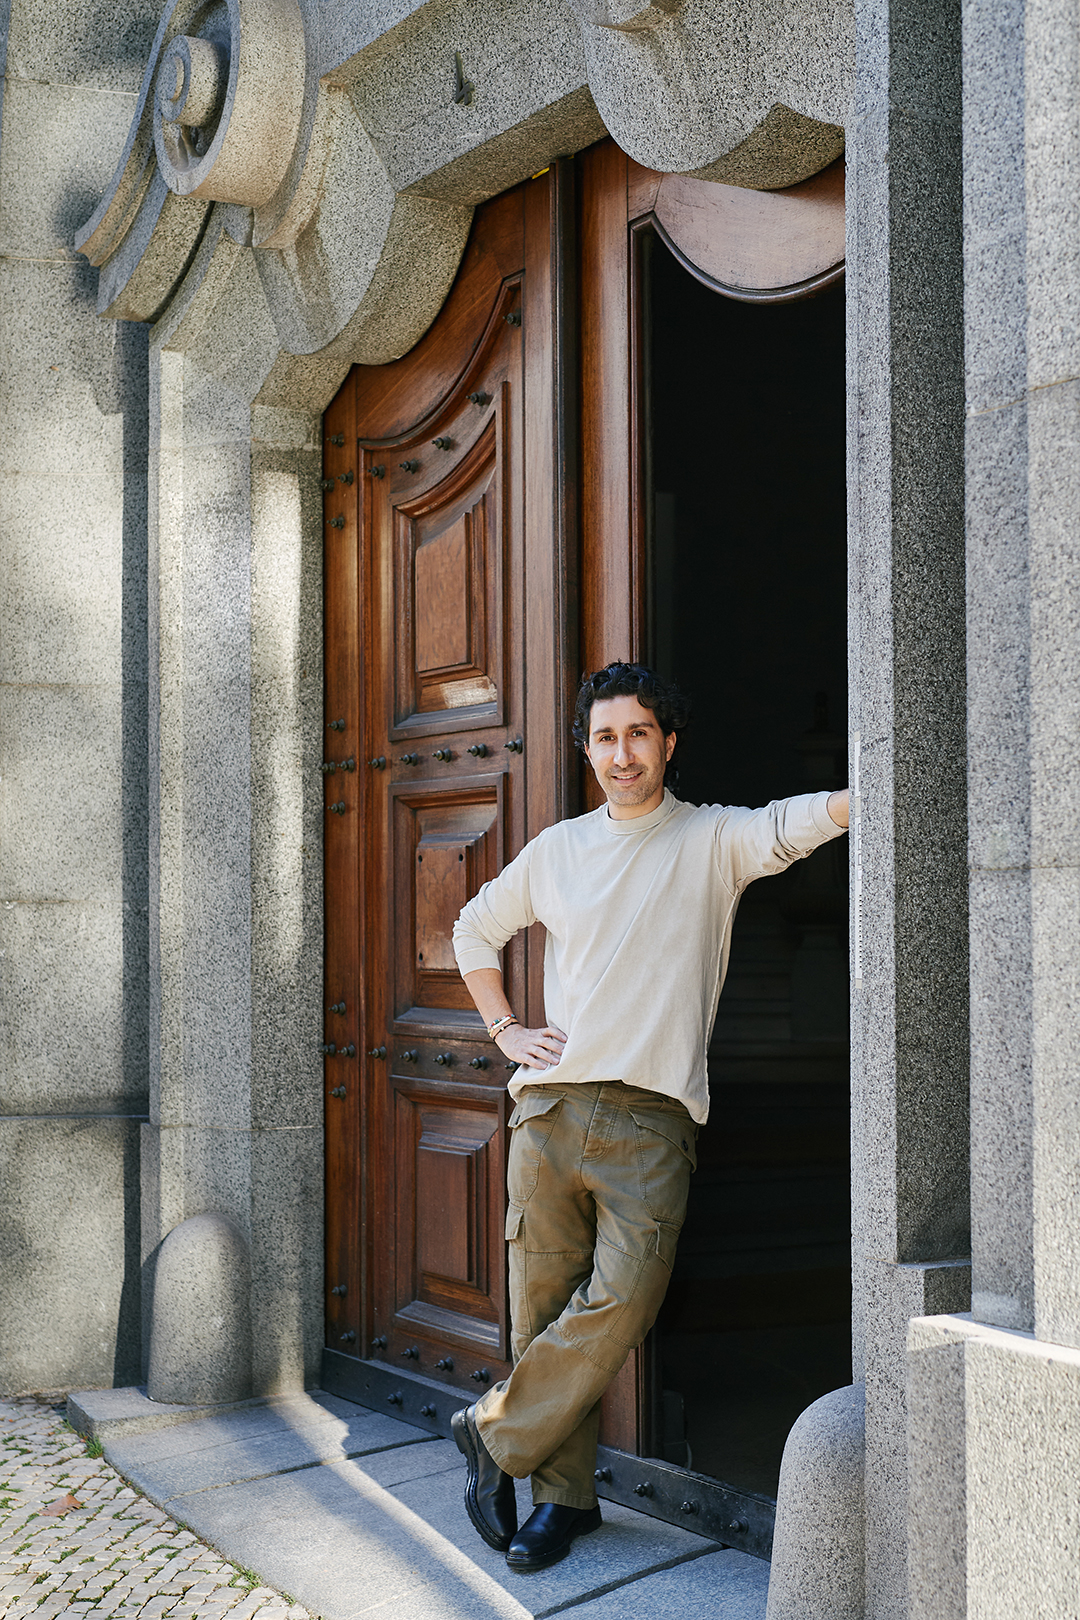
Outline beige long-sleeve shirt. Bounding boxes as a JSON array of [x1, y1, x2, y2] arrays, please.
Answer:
[[452, 788, 845, 1124]]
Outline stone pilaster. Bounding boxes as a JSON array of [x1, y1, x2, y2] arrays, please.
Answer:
[[143, 311, 324, 1393], [848, 0, 969, 1611], [964, 0, 1080, 1352]]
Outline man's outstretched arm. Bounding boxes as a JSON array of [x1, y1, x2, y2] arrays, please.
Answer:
[[827, 789, 850, 828], [462, 967, 567, 1071]]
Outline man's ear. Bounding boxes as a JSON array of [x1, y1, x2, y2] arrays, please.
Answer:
[[665, 733, 676, 762]]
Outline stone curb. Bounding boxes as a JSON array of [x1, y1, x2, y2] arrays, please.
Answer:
[[68, 1388, 288, 1445]]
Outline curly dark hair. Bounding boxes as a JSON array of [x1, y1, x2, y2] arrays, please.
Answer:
[[572, 661, 691, 789]]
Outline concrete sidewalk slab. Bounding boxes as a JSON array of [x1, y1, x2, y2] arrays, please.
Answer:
[[102, 1394, 429, 1497], [387, 1461, 717, 1614], [88, 1387, 769, 1620], [567, 1550, 771, 1618]]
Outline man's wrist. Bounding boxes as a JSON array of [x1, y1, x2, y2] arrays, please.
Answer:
[[493, 1026, 519, 1057]]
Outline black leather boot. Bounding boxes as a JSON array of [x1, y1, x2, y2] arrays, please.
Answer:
[[505, 1502, 603, 1571], [451, 1404, 518, 1551]]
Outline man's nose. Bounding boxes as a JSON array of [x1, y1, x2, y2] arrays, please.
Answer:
[[613, 737, 633, 764]]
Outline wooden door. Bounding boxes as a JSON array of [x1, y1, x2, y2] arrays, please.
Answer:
[[322, 171, 577, 1394], [323, 137, 844, 1461]]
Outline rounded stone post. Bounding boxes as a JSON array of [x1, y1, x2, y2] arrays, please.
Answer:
[[147, 1213, 253, 1405], [766, 1381, 866, 1619]]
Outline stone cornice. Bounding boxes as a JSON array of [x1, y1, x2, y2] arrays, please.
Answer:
[[75, 0, 852, 387]]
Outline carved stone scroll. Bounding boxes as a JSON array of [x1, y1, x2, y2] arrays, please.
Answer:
[[152, 0, 305, 207], [74, 0, 854, 381]]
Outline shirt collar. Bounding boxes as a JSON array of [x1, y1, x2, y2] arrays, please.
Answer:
[[602, 788, 677, 835]]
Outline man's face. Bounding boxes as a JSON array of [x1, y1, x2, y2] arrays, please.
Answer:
[[585, 695, 676, 818]]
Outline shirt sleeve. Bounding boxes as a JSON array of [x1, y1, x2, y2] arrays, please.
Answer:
[[714, 790, 845, 890], [452, 841, 538, 976]]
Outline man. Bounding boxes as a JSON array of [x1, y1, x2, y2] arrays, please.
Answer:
[[450, 661, 849, 1572]]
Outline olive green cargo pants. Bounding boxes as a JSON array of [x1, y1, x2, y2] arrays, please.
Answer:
[[475, 1080, 697, 1509]]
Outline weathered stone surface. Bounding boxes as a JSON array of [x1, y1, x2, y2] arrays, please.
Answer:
[[152, 0, 306, 209], [964, 0, 1080, 1362], [0, 1117, 143, 1394], [0, 901, 132, 1116], [0, 21, 150, 1380], [766, 1383, 865, 1620], [77, 0, 855, 372], [907, 1320, 966, 1620], [139, 354, 324, 1395], [572, 1550, 769, 1619], [909, 1314, 1080, 1620], [147, 1212, 253, 1404], [0, 78, 137, 262], [575, 0, 848, 187], [251, 93, 472, 363], [864, 1262, 971, 1620], [68, 1382, 269, 1438], [847, 0, 968, 1613]]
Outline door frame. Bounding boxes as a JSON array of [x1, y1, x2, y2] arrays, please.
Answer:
[[320, 138, 845, 1554]]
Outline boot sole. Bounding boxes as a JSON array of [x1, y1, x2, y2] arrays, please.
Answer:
[[451, 1407, 515, 1553], [505, 1506, 603, 1572]]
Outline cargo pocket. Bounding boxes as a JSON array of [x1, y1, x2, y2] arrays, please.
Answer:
[[507, 1089, 565, 1203], [629, 1107, 697, 1224], [504, 1201, 528, 1337], [654, 1221, 680, 1272]]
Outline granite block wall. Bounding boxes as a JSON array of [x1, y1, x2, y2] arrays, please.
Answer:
[[902, 6, 1080, 1614], [848, 0, 970, 1612], [909, 1315, 1080, 1619], [0, 0, 156, 1392], [964, 0, 1080, 1351]]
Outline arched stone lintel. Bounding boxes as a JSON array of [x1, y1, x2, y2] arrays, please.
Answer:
[[686, 104, 844, 193], [76, 0, 853, 380], [575, 0, 852, 186]]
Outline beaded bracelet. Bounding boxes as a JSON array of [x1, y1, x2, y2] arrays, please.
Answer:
[[487, 1014, 518, 1041]]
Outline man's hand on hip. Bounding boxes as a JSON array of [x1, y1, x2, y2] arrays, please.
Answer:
[[496, 1022, 567, 1070], [461, 965, 566, 1069]]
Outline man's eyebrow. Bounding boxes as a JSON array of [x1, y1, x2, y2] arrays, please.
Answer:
[[591, 716, 657, 733]]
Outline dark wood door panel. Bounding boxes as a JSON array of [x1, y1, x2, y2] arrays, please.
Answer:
[[393, 416, 504, 730], [391, 1036, 508, 1085], [391, 777, 505, 1023], [391, 1079, 509, 1367], [356, 199, 535, 1392]]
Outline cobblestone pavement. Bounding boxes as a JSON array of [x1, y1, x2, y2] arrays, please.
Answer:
[[0, 1397, 315, 1620]]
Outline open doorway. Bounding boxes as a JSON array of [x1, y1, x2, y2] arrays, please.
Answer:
[[642, 232, 850, 1500]]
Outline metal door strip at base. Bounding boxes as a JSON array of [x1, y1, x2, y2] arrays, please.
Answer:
[[321, 1349, 774, 1560]]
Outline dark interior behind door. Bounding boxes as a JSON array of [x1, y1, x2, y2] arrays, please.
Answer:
[[643, 235, 850, 1500]]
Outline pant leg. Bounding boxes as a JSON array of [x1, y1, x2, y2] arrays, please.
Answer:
[[477, 1083, 696, 1506], [476, 1086, 598, 1497]]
